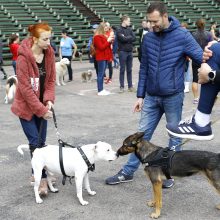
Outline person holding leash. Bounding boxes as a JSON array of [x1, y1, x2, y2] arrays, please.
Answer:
[[11, 23, 56, 195]]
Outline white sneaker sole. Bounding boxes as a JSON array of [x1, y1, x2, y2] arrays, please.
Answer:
[[166, 129, 214, 141]]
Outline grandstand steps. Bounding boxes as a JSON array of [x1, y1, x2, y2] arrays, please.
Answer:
[[70, 0, 102, 25]]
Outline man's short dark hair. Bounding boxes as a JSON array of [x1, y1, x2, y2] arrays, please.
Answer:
[[147, 1, 167, 15], [121, 15, 129, 23]]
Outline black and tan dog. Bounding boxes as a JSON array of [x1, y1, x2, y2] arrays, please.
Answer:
[[117, 132, 220, 218]]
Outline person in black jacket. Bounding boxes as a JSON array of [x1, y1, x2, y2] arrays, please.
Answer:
[[117, 15, 136, 92], [138, 19, 150, 62]]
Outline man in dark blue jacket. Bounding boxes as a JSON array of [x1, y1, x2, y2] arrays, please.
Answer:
[[106, 2, 203, 188], [117, 15, 136, 92]]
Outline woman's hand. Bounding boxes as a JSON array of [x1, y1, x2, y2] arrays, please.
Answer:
[[46, 101, 54, 110], [107, 36, 114, 42], [43, 110, 53, 120]]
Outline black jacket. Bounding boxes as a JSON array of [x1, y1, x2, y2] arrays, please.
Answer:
[[116, 26, 136, 52]]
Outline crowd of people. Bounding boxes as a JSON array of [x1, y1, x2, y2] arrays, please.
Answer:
[[1, 0, 220, 197]]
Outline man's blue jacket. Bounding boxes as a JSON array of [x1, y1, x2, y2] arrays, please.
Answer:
[[137, 16, 203, 98]]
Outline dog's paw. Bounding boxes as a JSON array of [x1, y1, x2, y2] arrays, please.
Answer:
[[150, 212, 160, 219], [147, 201, 156, 207], [81, 200, 89, 206], [36, 198, 43, 204], [51, 188, 59, 193], [88, 190, 96, 196]]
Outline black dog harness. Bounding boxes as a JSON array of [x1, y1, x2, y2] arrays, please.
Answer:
[[138, 147, 176, 179], [51, 108, 95, 185]]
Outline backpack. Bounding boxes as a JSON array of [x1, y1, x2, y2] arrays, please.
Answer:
[[89, 38, 96, 57]]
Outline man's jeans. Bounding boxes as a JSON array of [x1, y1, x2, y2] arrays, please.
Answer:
[[123, 92, 184, 176], [97, 60, 107, 92], [119, 51, 133, 88]]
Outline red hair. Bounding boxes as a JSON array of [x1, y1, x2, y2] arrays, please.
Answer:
[[28, 23, 52, 38]]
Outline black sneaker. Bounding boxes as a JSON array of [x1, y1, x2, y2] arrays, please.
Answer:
[[166, 115, 214, 141], [162, 178, 174, 188], [105, 169, 133, 185]]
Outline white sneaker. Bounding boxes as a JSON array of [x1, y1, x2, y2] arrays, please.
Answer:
[[98, 90, 110, 96]]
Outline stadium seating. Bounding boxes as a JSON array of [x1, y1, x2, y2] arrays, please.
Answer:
[[0, 0, 220, 62]]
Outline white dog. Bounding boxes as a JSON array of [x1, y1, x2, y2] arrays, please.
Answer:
[[55, 58, 70, 86], [4, 75, 17, 104], [81, 69, 93, 82], [17, 142, 117, 205]]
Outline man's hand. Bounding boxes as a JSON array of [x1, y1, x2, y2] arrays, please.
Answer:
[[202, 41, 217, 62], [198, 63, 212, 84], [133, 98, 143, 112]]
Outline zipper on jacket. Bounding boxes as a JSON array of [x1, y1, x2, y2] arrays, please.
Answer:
[[156, 33, 162, 93]]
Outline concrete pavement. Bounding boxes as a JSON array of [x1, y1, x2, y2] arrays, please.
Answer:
[[0, 58, 220, 220]]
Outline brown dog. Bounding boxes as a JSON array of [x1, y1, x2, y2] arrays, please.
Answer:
[[117, 132, 220, 218]]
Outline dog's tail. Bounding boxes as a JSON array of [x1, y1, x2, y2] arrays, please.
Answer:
[[8, 84, 16, 100], [17, 144, 29, 155]]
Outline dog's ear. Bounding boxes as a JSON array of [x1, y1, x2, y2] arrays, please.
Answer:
[[134, 132, 145, 140]]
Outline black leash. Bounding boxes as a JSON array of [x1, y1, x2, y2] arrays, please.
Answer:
[[51, 107, 95, 185]]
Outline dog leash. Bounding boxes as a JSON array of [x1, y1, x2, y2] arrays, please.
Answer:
[[51, 107, 95, 185]]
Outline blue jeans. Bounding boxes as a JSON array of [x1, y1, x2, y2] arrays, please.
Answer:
[[105, 61, 113, 79], [12, 60, 16, 75], [119, 51, 133, 88], [123, 92, 184, 176], [97, 60, 107, 92], [184, 62, 191, 82], [113, 53, 119, 67], [20, 115, 47, 178]]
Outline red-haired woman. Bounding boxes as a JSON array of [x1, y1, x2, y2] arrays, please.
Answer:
[[93, 22, 114, 95], [9, 33, 20, 74], [11, 23, 56, 195]]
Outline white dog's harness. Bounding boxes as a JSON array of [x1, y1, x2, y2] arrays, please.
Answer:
[[51, 108, 95, 185]]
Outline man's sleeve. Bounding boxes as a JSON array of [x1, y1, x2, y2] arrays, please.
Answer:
[[137, 36, 148, 98], [184, 31, 203, 65], [117, 28, 135, 43]]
